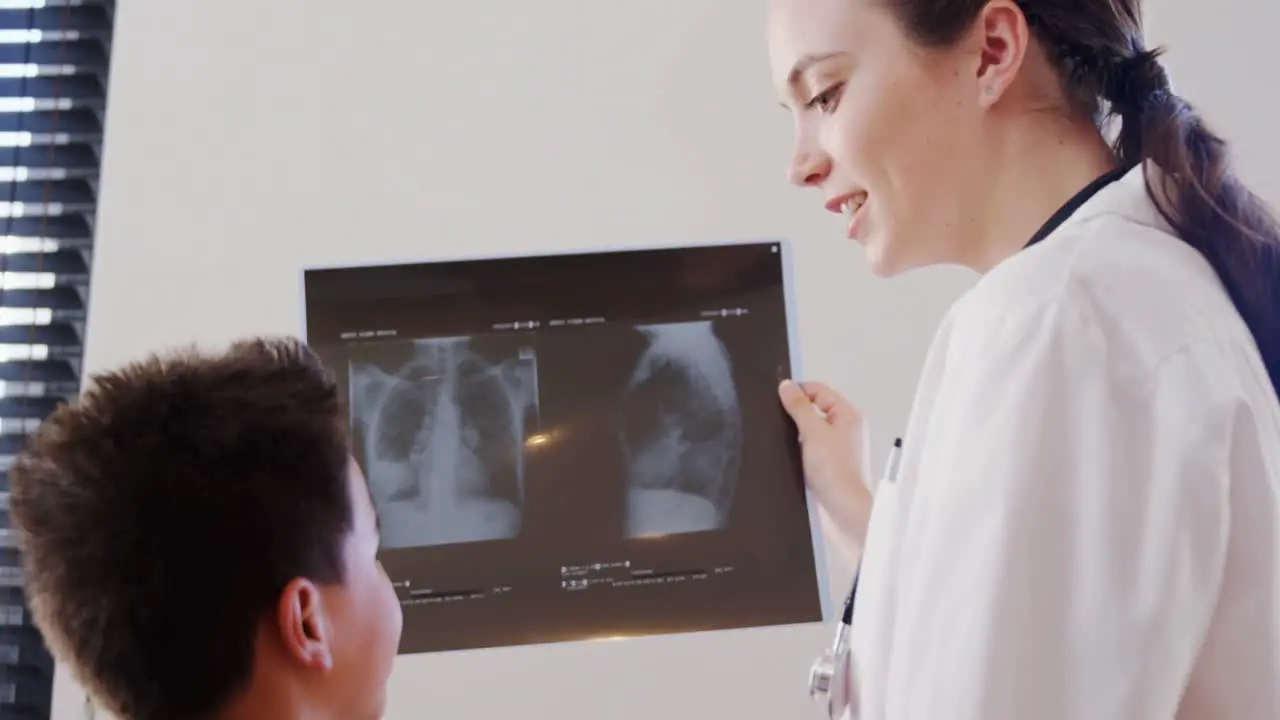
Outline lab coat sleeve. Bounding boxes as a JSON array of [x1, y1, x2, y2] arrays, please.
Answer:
[[882, 296, 1232, 719]]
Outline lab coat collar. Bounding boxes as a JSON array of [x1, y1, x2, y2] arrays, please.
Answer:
[[1053, 161, 1175, 239], [970, 162, 1180, 300]]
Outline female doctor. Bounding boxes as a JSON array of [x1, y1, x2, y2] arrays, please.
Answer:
[[768, 0, 1280, 718]]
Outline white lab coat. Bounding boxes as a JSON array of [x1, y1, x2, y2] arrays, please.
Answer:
[[844, 164, 1280, 719]]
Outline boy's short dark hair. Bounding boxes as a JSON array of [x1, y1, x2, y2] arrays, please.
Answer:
[[9, 336, 355, 720]]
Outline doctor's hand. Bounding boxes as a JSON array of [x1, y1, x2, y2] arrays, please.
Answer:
[[778, 380, 873, 551]]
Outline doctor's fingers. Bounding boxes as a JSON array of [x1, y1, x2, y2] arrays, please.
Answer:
[[791, 380, 863, 430], [778, 380, 862, 432]]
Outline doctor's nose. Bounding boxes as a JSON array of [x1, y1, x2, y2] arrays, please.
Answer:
[[788, 146, 832, 188]]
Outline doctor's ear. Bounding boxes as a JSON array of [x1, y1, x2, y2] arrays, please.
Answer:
[[969, 0, 1032, 107], [275, 578, 335, 671]]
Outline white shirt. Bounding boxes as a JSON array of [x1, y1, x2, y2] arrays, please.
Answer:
[[845, 164, 1280, 719]]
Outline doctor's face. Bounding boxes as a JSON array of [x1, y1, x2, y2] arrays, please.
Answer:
[[768, 0, 987, 276]]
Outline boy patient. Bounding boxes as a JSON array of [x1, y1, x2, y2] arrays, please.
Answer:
[[9, 337, 403, 720]]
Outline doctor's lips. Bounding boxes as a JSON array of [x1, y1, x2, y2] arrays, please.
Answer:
[[825, 191, 869, 240]]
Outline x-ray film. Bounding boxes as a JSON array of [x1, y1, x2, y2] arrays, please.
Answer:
[[302, 240, 829, 656]]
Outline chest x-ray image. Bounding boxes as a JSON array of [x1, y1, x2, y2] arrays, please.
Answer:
[[348, 336, 540, 549], [618, 321, 743, 538]]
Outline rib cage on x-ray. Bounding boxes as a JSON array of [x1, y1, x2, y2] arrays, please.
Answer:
[[349, 337, 539, 549], [619, 321, 743, 537]]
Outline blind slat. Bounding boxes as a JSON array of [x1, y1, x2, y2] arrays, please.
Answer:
[[0, 324, 80, 347], [0, 397, 63, 420], [0, 630, 54, 677], [0, 37, 107, 67], [0, 144, 102, 171], [0, 6, 113, 33], [0, 287, 87, 309], [0, 75, 104, 101], [0, 360, 79, 384], [0, 180, 94, 205], [1, 215, 91, 241], [0, 678, 53, 719], [0, 249, 87, 274], [0, 108, 100, 134]]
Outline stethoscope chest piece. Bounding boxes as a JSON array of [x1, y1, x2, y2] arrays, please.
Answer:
[[808, 622, 854, 718], [808, 647, 838, 699]]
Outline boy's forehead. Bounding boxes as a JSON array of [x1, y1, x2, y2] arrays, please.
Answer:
[[346, 455, 365, 486], [345, 457, 377, 522]]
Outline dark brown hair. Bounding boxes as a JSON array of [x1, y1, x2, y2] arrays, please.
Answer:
[[8, 337, 355, 720], [890, 0, 1280, 393]]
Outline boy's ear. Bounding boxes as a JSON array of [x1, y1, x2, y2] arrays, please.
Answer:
[[275, 578, 334, 671]]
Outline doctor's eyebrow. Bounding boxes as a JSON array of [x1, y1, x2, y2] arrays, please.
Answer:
[[787, 51, 847, 85]]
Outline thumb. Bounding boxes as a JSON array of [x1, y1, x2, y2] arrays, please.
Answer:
[[778, 380, 824, 435]]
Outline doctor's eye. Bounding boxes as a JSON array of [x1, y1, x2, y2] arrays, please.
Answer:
[[806, 83, 844, 114]]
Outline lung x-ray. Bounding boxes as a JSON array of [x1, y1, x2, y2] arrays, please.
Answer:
[[618, 321, 744, 537], [349, 337, 540, 549]]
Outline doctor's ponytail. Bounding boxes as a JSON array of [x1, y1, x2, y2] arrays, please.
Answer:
[[888, 0, 1280, 395], [1092, 41, 1280, 397]]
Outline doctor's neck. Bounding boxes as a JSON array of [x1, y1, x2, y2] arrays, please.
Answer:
[[960, 108, 1118, 275]]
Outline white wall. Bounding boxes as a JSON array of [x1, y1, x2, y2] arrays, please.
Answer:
[[59, 0, 1278, 718]]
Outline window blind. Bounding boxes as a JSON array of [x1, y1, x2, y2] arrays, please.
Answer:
[[0, 1, 115, 718]]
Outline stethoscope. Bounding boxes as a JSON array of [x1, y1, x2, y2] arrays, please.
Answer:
[[808, 566, 859, 717], [807, 438, 902, 719]]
